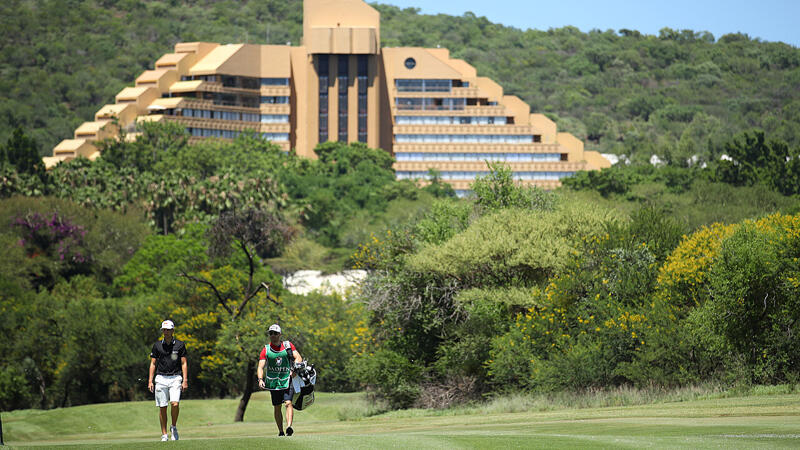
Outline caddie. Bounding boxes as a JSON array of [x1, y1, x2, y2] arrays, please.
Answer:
[[257, 323, 303, 436]]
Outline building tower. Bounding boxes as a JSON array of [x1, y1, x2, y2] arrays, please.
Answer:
[[44, 0, 610, 190]]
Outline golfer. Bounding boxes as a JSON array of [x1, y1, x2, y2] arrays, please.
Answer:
[[257, 323, 303, 436], [148, 320, 188, 441]]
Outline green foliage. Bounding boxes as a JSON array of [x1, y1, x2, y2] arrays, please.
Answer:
[[99, 121, 188, 172], [407, 202, 617, 287], [0, 276, 158, 409], [279, 292, 371, 392], [2, 127, 44, 178], [113, 223, 209, 296], [660, 214, 800, 384], [284, 141, 407, 246], [412, 198, 472, 245], [561, 158, 797, 231], [714, 130, 800, 195], [350, 349, 422, 409], [620, 205, 687, 262], [561, 165, 636, 197], [703, 216, 800, 382], [0, 196, 149, 291], [471, 162, 556, 212]]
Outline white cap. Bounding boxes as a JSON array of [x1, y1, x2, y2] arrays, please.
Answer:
[[161, 320, 175, 330], [268, 324, 281, 334]]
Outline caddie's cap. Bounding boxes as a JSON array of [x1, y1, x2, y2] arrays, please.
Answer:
[[161, 320, 175, 330], [268, 324, 281, 334]]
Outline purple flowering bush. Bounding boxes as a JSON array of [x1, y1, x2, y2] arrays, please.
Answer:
[[12, 211, 91, 285]]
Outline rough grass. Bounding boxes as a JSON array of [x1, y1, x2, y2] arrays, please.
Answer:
[[4, 387, 800, 448]]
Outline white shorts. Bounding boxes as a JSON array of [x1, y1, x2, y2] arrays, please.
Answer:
[[154, 374, 182, 407]]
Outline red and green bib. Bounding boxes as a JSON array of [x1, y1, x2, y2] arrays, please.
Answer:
[[265, 343, 291, 390]]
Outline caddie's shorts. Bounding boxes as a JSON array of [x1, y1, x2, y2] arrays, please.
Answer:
[[154, 374, 182, 407], [269, 385, 295, 406]]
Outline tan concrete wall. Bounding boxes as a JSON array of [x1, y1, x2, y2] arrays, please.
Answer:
[[557, 132, 584, 162], [502, 96, 530, 125], [156, 52, 197, 74], [174, 42, 219, 59], [290, 47, 313, 158], [115, 87, 159, 114], [304, 0, 380, 53], [530, 114, 557, 144], [94, 103, 137, 127], [135, 69, 178, 92]]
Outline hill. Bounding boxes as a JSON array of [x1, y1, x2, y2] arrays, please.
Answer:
[[1, 0, 798, 162]]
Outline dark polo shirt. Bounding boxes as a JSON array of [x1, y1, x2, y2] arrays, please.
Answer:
[[150, 339, 187, 376]]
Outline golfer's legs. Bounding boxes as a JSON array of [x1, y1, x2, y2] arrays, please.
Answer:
[[155, 376, 170, 434], [273, 404, 283, 432], [170, 402, 180, 426], [159, 406, 168, 435], [285, 400, 294, 427]]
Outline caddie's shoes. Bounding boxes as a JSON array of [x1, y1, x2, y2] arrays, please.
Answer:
[[286, 426, 294, 436], [161, 434, 169, 441], [170, 426, 179, 441]]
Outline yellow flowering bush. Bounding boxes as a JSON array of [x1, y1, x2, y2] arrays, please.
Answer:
[[658, 222, 737, 309]]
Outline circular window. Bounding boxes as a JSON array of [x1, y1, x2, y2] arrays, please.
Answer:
[[404, 57, 416, 69]]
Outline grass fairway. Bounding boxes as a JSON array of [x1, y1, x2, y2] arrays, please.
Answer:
[[3, 390, 800, 448]]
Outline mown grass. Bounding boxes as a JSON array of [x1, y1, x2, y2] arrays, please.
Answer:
[[3, 386, 800, 448]]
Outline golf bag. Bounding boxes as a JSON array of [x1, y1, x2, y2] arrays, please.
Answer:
[[291, 360, 316, 410]]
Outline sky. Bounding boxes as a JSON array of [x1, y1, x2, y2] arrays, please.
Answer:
[[381, 0, 799, 47]]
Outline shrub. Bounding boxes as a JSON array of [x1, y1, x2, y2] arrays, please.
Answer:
[[350, 349, 422, 409]]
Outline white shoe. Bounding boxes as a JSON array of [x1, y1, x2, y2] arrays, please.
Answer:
[[170, 426, 179, 441], [161, 434, 169, 441]]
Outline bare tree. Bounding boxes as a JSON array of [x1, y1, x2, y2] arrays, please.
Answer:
[[181, 207, 294, 421]]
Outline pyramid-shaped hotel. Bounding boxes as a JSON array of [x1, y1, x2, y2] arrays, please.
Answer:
[[46, 0, 610, 192]]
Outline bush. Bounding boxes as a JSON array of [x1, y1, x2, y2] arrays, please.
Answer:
[[704, 215, 800, 382], [350, 349, 422, 409], [471, 162, 556, 212]]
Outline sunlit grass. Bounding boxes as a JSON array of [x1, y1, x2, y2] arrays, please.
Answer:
[[4, 386, 800, 448]]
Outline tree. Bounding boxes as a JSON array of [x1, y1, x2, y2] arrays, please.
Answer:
[[180, 207, 294, 421], [2, 128, 44, 178], [714, 130, 800, 195], [471, 162, 555, 212], [99, 121, 188, 172]]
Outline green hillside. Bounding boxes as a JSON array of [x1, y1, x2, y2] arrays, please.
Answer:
[[2, 0, 800, 420], [1, 0, 798, 161]]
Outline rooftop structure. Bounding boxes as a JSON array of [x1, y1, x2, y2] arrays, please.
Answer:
[[45, 0, 610, 191]]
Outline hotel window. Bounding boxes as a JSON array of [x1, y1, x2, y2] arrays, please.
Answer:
[[393, 153, 561, 162], [338, 55, 349, 142], [260, 114, 289, 123], [394, 115, 509, 125], [261, 132, 290, 142], [395, 98, 466, 111], [241, 77, 260, 90], [260, 96, 289, 104], [221, 75, 237, 87], [395, 79, 452, 92], [261, 78, 289, 86], [318, 55, 329, 143], [357, 55, 368, 143], [395, 171, 574, 181], [394, 134, 534, 144], [396, 79, 423, 92]]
